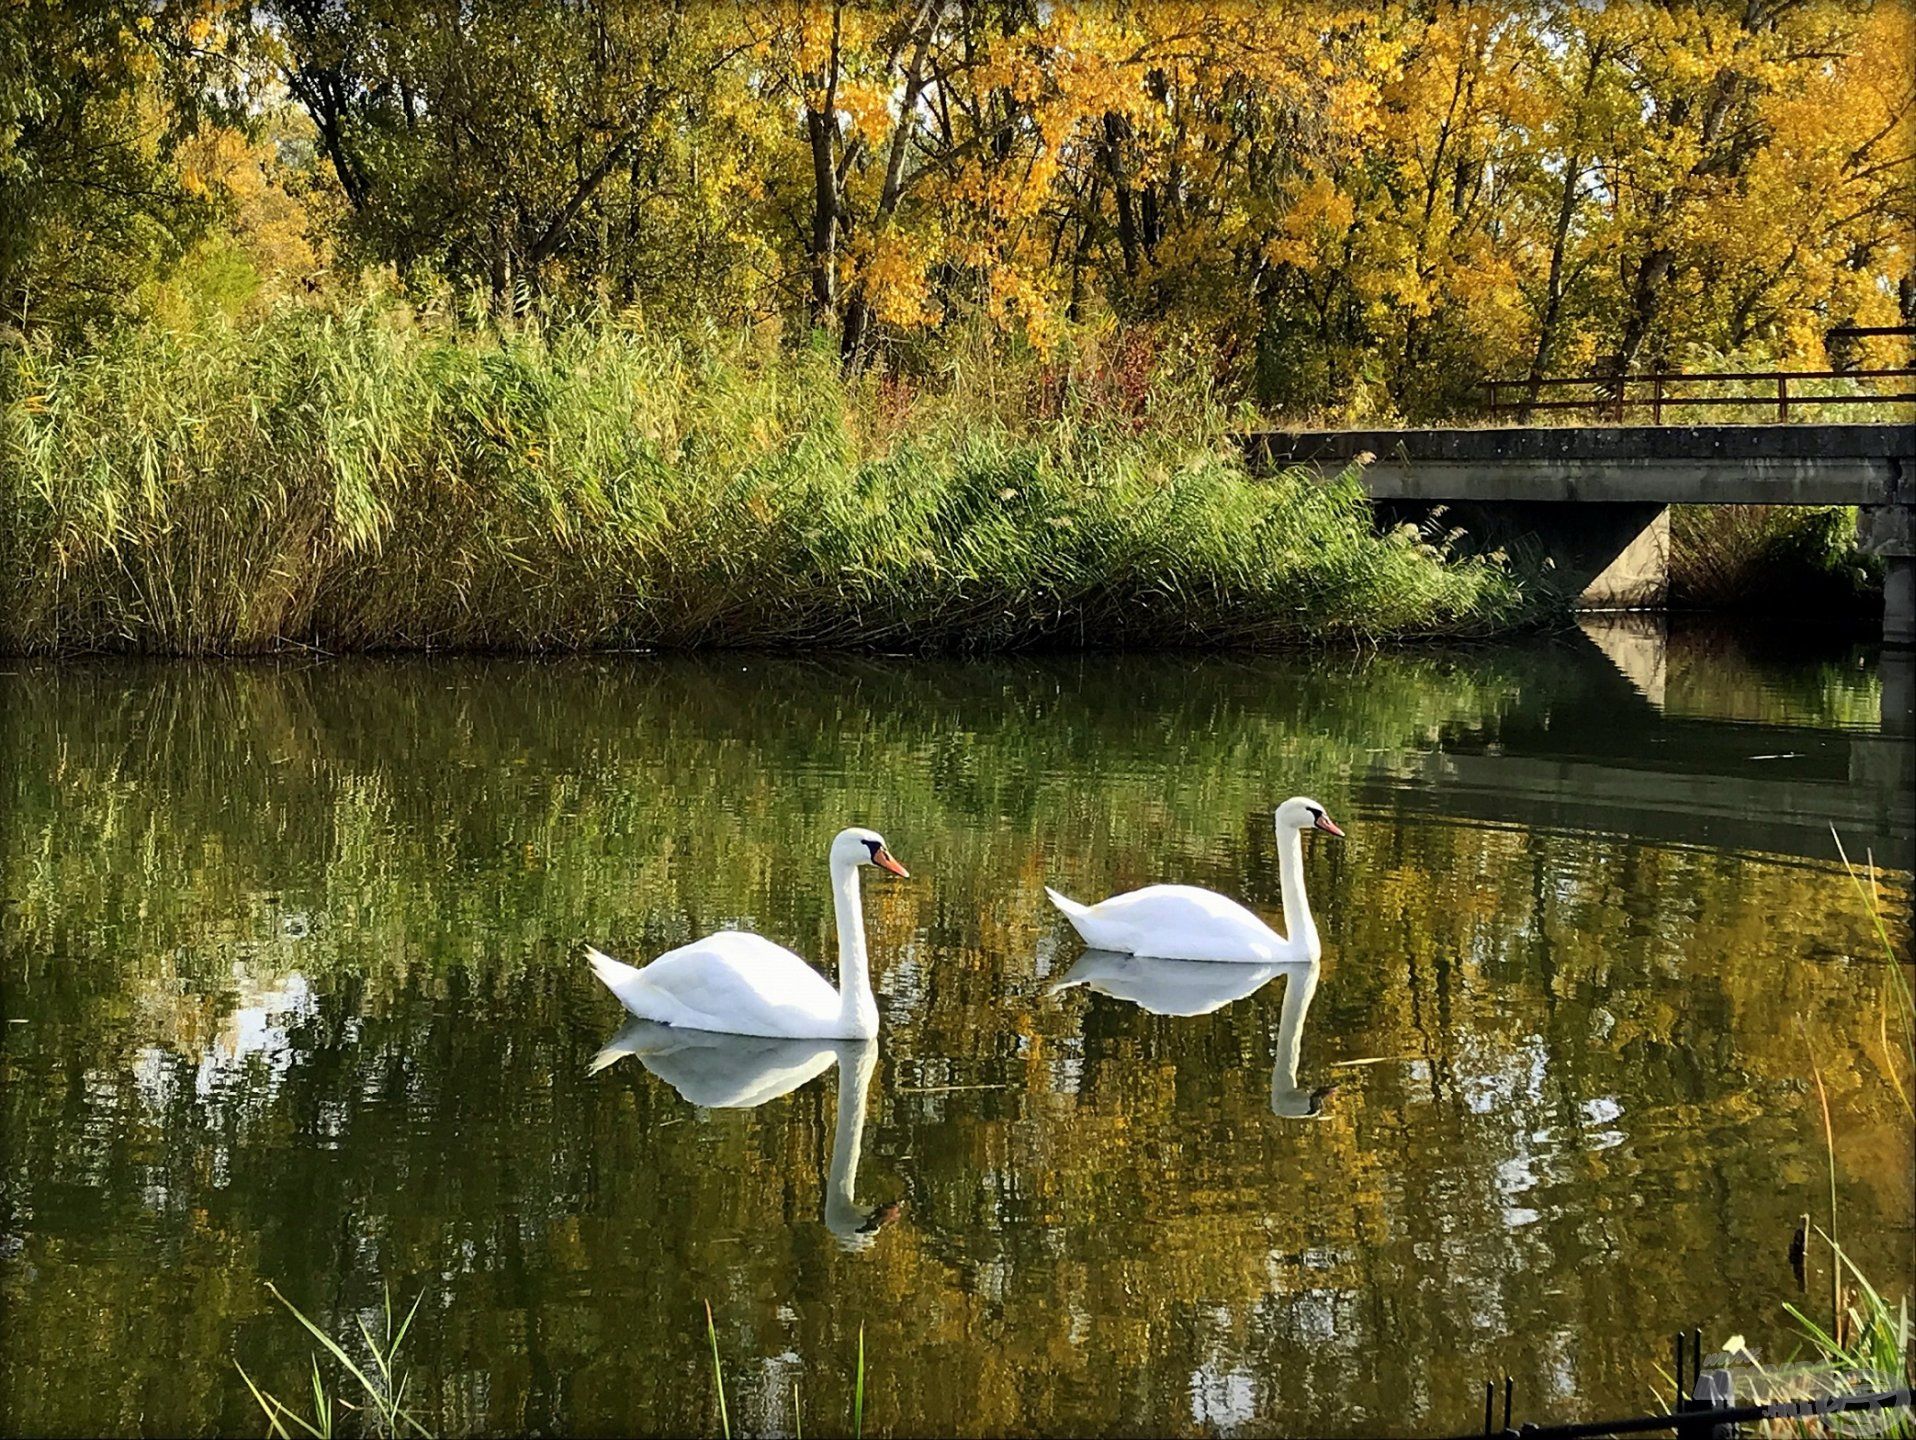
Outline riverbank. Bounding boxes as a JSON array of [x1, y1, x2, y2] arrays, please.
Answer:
[[2, 302, 1517, 656]]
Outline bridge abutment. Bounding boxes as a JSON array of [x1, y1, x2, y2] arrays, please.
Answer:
[[1885, 557, 1915, 648], [1378, 500, 1669, 609], [1858, 506, 1915, 647]]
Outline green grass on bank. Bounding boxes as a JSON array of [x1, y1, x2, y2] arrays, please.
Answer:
[[1, 302, 1518, 655], [1669, 504, 1881, 615]]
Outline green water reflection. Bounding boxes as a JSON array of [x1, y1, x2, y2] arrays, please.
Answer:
[[2, 624, 1910, 1436]]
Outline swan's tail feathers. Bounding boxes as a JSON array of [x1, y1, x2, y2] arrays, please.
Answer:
[[1044, 885, 1100, 944], [1044, 885, 1090, 919], [586, 944, 668, 1023], [586, 944, 644, 994], [586, 1040, 631, 1076]]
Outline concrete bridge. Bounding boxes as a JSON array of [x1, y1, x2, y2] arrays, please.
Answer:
[[1248, 424, 1914, 645]]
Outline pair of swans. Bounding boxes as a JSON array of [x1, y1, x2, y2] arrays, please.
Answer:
[[584, 797, 1342, 1041]]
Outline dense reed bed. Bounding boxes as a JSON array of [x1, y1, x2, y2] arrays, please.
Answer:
[[2, 303, 1516, 654], [1669, 504, 1880, 615]]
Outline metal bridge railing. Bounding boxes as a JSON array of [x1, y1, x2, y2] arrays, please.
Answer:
[[1485, 327, 1916, 423]]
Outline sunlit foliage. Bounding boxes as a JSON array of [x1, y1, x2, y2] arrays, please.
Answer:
[[4, 1, 1909, 417]]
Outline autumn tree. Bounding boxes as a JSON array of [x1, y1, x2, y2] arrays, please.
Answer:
[[266, 0, 772, 315], [0, 0, 259, 333], [10, 0, 1912, 418]]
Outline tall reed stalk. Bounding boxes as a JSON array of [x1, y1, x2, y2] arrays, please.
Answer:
[[1832, 829, 1916, 1113], [1767, 832, 1914, 1431], [1799, 1019, 1844, 1340]]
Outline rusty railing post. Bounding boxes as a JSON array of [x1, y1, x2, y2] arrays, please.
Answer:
[[1652, 375, 1663, 425], [1778, 373, 1789, 420]]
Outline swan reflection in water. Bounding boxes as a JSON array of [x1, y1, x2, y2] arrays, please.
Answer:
[[1050, 952, 1335, 1118], [590, 1023, 900, 1248]]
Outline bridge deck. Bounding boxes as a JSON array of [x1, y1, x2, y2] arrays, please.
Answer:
[[1249, 423, 1911, 505]]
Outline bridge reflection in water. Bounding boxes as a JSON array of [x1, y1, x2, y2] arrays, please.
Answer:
[[1356, 617, 1914, 879]]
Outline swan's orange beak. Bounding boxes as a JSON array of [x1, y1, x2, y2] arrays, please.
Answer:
[[1313, 813, 1345, 838], [873, 847, 910, 877]]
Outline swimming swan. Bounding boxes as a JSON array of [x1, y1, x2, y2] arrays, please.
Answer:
[[1044, 797, 1341, 963], [586, 827, 908, 1039]]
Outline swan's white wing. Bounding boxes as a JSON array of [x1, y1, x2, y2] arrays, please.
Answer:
[[1052, 950, 1283, 1015], [590, 1018, 838, 1106], [1060, 884, 1287, 962], [590, 931, 846, 1037]]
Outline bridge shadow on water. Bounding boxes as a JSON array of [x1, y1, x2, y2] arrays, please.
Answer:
[[1357, 614, 1914, 880]]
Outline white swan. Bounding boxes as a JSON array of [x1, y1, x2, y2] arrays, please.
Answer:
[[589, 1024, 897, 1248], [586, 827, 908, 1039], [1044, 796, 1342, 963]]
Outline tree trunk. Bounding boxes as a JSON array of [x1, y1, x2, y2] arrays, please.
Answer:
[[841, 0, 939, 368], [1522, 156, 1585, 418], [1615, 243, 1673, 378], [1066, 178, 1101, 323], [1522, 41, 1608, 418], [807, 108, 839, 330], [802, 2, 847, 335], [1102, 113, 1140, 280]]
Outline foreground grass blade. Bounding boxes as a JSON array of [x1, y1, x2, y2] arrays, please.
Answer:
[[705, 1300, 730, 1440], [261, 1281, 432, 1438], [854, 1322, 865, 1440], [235, 1361, 305, 1439], [311, 1357, 332, 1439]]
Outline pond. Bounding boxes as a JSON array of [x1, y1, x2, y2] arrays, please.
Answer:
[[2, 622, 1911, 1437]]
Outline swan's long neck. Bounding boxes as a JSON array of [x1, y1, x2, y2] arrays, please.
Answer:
[[824, 1040, 878, 1242], [830, 857, 880, 1039], [1276, 823, 1321, 963]]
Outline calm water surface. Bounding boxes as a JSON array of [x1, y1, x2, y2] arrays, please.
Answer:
[[3, 623, 1911, 1437]]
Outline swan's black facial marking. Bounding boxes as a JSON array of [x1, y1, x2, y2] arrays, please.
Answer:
[[1305, 803, 1345, 837], [864, 839, 910, 878]]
